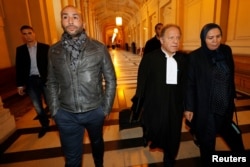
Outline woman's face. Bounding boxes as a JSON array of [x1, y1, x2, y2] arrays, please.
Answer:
[[205, 28, 222, 50]]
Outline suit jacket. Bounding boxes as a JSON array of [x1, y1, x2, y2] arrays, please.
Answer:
[[143, 36, 161, 56], [15, 42, 50, 87]]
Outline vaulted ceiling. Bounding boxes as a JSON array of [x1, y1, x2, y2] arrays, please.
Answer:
[[88, 0, 144, 28]]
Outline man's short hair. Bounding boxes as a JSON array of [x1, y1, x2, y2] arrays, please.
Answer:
[[20, 25, 33, 32], [160, 24, 182, 37], [155, 23, 163, 30]]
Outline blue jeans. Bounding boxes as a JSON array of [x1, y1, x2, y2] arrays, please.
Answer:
[[26, 76, 49, 128], [54, 107, 105, 167]]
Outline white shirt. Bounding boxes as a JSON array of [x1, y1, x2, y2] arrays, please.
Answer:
[[28, 42, 40, 76], [161, 48, 178, 84]]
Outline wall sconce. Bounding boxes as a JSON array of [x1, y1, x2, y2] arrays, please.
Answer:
[[116, 17, 122, 26]]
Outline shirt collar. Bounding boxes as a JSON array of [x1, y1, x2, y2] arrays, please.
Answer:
[[27, 42, 37, 48], [161, 47, 175, 58]]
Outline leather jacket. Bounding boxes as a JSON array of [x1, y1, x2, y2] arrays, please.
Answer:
[[46, 37, 116, 116]]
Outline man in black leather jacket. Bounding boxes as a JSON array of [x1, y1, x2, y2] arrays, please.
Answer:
[[46, 5, 116, 167]]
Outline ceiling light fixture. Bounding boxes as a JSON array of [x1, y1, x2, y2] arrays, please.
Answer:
[[116, 16, 122, 26]]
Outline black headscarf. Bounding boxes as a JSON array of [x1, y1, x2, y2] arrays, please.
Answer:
[[200, 23, 222, 48], [200, 23, 224, 64]]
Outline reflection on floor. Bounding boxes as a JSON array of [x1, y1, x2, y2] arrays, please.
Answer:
[[0, 49, 250, 167]]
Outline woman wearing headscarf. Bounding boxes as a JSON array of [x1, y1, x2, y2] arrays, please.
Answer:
[[184, 23, 245, 166]]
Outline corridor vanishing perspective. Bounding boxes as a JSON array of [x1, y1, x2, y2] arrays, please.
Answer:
[[0, 49, 250, 167]]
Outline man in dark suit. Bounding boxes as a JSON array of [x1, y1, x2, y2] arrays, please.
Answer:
[[143, 23, 163, 56], [15, 25, 50, 138]]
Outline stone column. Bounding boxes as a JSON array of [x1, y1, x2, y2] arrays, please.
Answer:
[[0, 96, 16, 144], [0, 16, 11, 68]]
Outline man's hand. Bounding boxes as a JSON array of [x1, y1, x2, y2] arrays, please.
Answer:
[[184, 111, 193, 122], [17, 87, 26, 96]]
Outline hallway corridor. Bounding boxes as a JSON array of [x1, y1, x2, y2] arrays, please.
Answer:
[[0, 49, 250, 167]]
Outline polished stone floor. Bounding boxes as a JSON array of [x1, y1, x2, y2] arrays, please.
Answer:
[[0, 49, 250, 167]]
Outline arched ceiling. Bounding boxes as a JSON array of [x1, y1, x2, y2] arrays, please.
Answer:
[[88, 0, 144, 29]]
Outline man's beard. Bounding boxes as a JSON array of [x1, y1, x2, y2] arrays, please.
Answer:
[[64, 26, 83, 37]]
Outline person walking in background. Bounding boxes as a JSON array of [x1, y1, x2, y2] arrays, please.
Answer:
[[184, 23, 245, 166], [46, 5, 116, 167], [135, 24, 187, 167], [15, 25, 50, 138], [143, 23, 163, 56]]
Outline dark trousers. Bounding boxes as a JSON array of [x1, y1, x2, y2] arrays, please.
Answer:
[[26, 76, 49, 128], [163, 149, 176, 167], [54, 107, 105, 167], [199, 113, 245, 167]]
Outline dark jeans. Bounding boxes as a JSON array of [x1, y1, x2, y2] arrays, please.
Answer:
[[26, 76, 49, 128], [54, 107, 105, 167], [199, 113, 245, 167]]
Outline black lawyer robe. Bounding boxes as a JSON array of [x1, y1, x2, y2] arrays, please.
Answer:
[[136, 48, 187, 157]]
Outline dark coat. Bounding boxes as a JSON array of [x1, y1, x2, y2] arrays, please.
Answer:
[[143, 36, 161, 56], [15, 42, 50, 86], [136, 48, 187, 155], [184, 44, 236, 137]]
